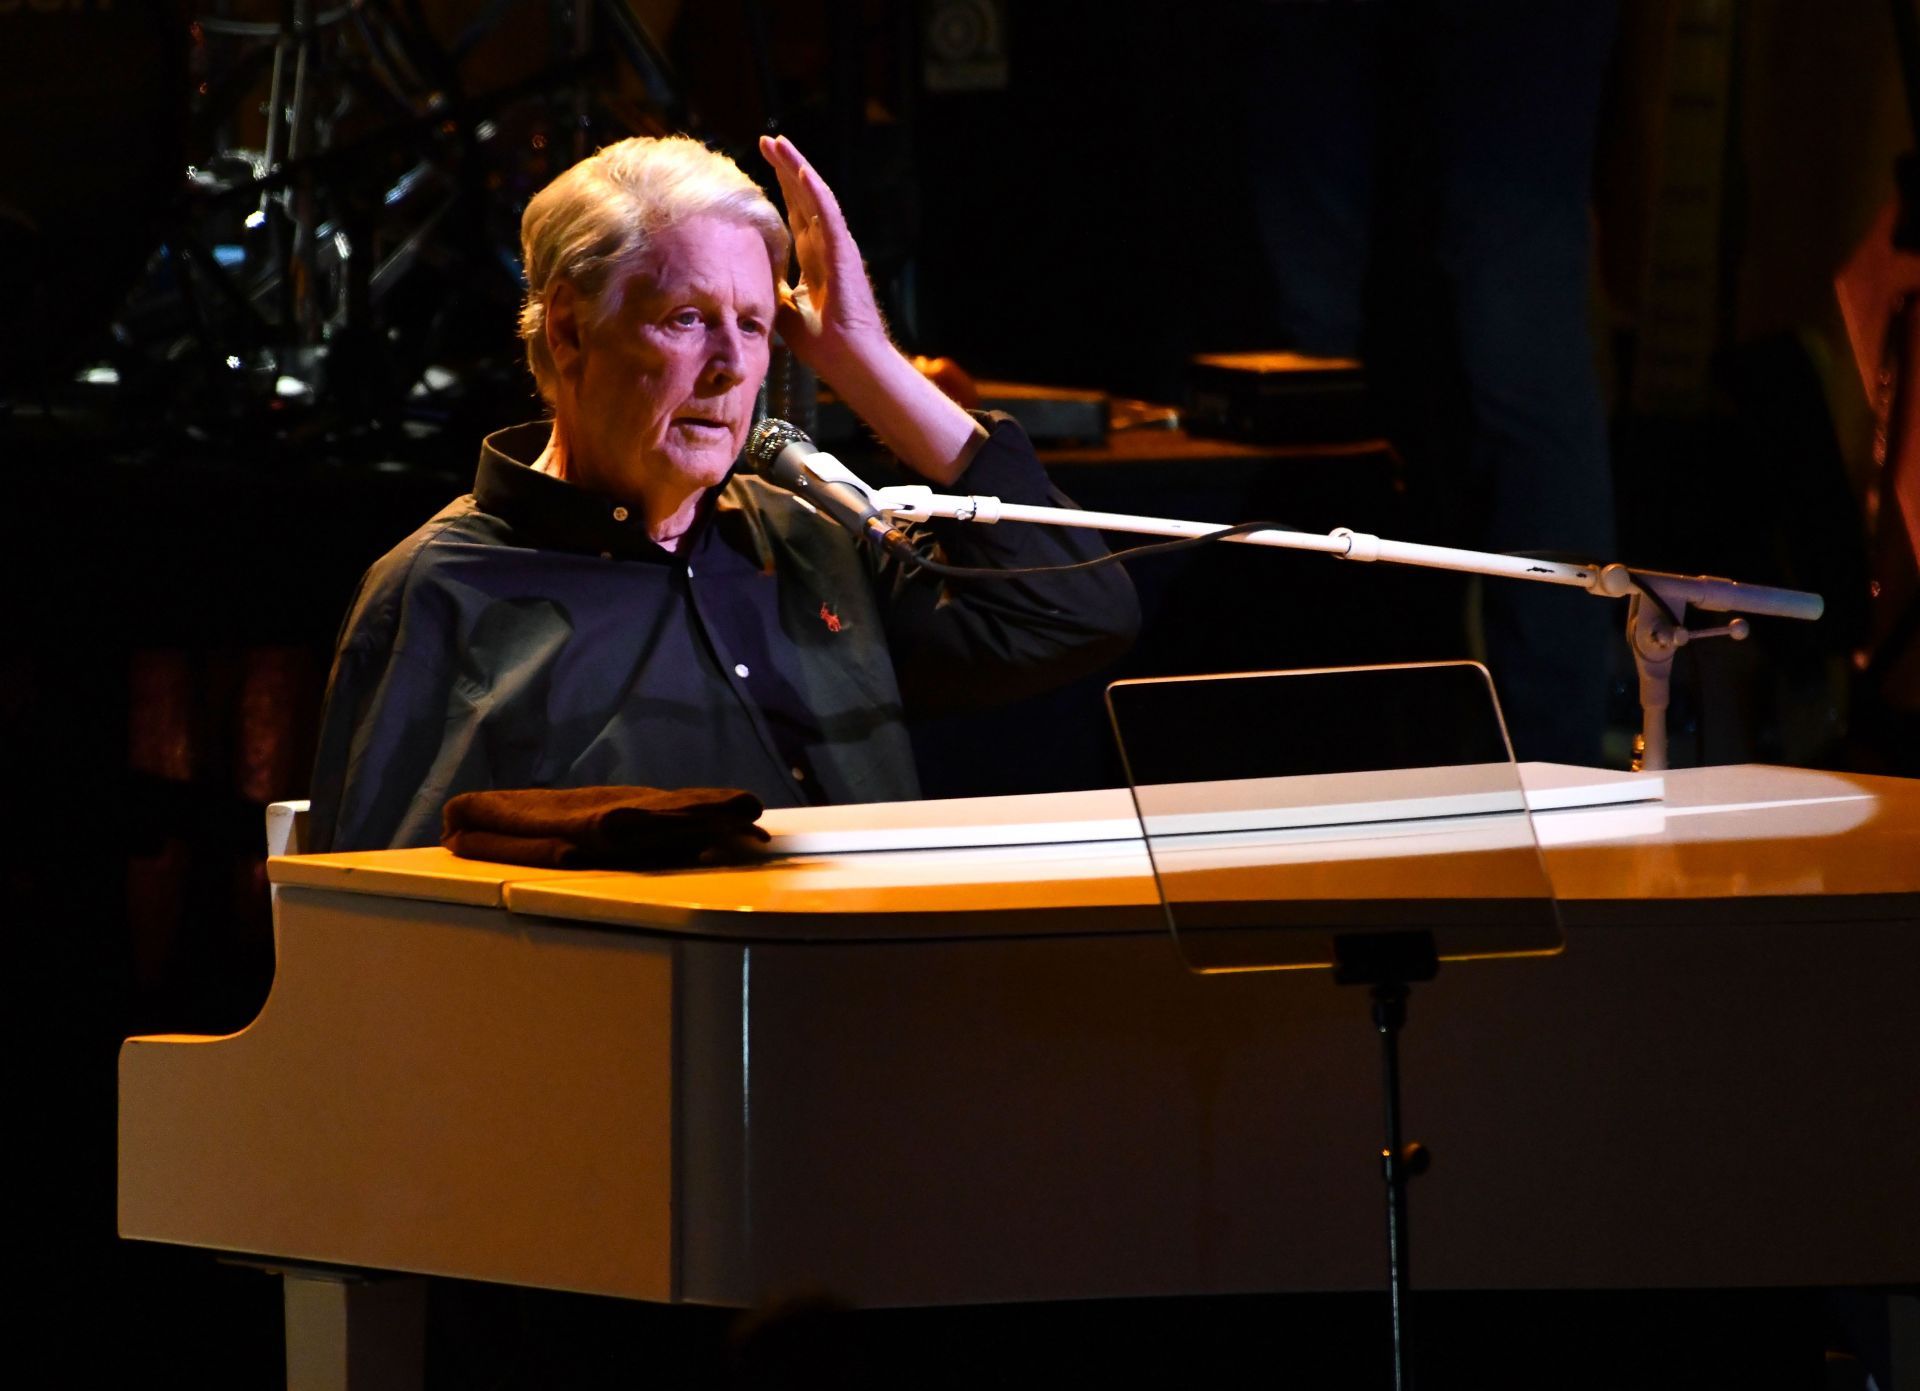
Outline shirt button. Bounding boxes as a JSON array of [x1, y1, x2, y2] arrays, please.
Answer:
[[685, 565, 695, 578], [790, 766, 806, 781], [733, 663, 750, 678], [612, 506, 629, 522], [599, 550, 612, 560]]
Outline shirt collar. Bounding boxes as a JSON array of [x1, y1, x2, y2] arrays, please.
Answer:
[[475, 421, 759, 565]]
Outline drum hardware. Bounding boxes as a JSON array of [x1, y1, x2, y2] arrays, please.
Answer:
[[40, 1, 684, 462]]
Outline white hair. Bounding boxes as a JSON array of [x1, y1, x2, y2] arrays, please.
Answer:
[[517, 135, 790, 404]]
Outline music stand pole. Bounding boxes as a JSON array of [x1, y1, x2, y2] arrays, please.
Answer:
[[1334, 930, 1440, 1391]]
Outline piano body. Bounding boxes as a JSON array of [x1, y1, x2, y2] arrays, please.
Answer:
[[119, 764, 1920, 1383]]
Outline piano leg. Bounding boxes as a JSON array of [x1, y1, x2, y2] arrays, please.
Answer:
[[281, 1267, 425, 1391], [1893, 1292, 1920, 1391]]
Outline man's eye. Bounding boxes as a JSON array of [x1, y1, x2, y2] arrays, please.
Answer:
[[741, 318, 766, 337], [670, 310, 702, 328]]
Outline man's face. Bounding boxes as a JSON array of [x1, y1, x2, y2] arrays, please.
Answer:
[[559, 214, 776, 509]]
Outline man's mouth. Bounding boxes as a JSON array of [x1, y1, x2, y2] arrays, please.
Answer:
[[673, 416, 731, 433]]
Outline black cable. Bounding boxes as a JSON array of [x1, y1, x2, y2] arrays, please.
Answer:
[[890, 519, 1299, 580]]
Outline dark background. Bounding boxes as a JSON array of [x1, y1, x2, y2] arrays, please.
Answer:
[[4, 1, 1911, 1384]]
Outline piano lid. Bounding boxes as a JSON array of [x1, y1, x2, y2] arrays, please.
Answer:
[[268, 845, 628, 909]]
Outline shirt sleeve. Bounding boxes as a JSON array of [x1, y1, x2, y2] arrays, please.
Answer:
[[875, 411, 1141, 716], [304, 538, 459, 853]]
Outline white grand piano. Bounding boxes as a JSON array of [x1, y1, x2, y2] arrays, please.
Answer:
[[119, 763, 1920, 1387]]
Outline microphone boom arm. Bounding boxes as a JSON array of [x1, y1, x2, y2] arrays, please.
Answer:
[[870, 485, 1825, 772]]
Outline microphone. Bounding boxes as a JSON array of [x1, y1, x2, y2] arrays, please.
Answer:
[[745, 418, 916, 557]]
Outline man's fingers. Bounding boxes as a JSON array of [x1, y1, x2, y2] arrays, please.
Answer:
[[758, 137, 808, 237], [791, 153, 841, 225], [759, 135, 815, 223], [760, 133, 876, 350], [762, 134, 850, 241], [774, 281, 816, 334]]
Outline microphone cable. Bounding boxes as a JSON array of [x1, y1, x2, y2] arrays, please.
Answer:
[[883, 518, 1300, 581]]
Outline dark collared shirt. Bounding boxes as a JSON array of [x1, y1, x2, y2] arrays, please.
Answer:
[[306, 414, 1139, 852]]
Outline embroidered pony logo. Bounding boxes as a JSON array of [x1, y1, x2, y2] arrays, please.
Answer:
[[819, 602, 843, 634]]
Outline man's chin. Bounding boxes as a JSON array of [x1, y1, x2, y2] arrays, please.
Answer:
[[659, 446, 743, 489]]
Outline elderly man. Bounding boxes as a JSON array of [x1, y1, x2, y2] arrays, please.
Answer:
[[306, 135, 1138, 852]]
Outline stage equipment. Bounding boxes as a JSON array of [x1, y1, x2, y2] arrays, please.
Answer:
[[1109, 662, 1559, 1391], [752, 419, 1829, 772], [812, 379, 1109, 446], [746, 416, 918, 557], [43, 1, 684, 452], [0, 0, 187, 389], [1185, 351, 1371, 445]]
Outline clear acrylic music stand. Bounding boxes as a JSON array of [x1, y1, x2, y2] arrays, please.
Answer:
[[1106, 662, 1561, 1391]]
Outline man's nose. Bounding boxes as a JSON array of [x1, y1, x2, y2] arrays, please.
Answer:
[[704, 322, 747, 387]]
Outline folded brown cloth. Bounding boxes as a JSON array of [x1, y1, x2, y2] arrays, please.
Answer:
[[441, 785, 770, 869]]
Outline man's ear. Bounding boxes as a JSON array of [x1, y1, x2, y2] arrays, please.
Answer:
[[545, 281, 585, 382]]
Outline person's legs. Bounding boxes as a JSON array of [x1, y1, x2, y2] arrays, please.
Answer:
[[1420, 0, 1621, 763], [1243, 0, 1385, 359]]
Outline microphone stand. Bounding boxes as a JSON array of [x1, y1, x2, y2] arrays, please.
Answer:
[[866, 483, 1825, 771]]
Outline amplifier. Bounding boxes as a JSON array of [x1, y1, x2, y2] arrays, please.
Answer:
[[1186, 351, 1372, 445], [816, 379, 1109, 447]]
